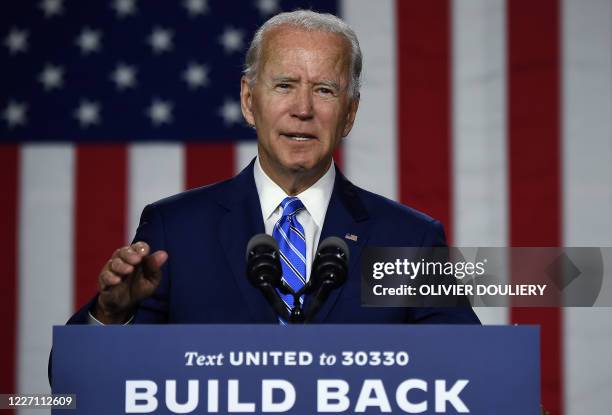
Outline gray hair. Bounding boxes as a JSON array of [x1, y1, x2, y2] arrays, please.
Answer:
[[243, 10, 362, 98]]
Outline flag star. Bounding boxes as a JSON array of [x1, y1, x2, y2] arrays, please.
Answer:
[[147, 99, 173, 125], [4, 28, 29, 54], [148, 27, 173, 54], [182, 63, 209, 89], [74, 100, 101, 127], [111, 63, 137, 90], [38, 64, 64, 91], [39, 0, 64, 18], [255, 0, 279, 15], [183, 0, 208, 17], [219, 27, 244, 54], [219, 99, 242, 125], [112, 0, 137, 18], [76, 28, 102, 54], [2, 101, 28, 128]]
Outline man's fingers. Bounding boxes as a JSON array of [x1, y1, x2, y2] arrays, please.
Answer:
[[131, 241, 150, 257], [107, 242, 153, 274], [117, 245, 144, 266], [109, 257, 134, 275], [97, 244, 164, 311], [99, 270, 122, 289]]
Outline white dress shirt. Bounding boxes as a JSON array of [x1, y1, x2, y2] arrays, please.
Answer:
[[253, 157, 336, 281]]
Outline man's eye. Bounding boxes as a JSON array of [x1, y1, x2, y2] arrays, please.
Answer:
[[276, 83, 291, 90], [317, 87, 334, 95]]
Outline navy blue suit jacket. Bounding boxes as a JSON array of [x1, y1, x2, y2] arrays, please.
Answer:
[[68, 160, 479, 325]]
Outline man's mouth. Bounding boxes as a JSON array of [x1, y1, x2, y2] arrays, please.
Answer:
[[281, 133, 317, 141]]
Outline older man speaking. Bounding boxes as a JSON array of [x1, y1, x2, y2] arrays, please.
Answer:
[[68, 10, 479, 326]]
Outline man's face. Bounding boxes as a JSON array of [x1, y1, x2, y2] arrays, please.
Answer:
[[241, 26, 359, 180]]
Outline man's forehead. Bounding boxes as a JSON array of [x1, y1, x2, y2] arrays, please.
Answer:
[[264, 24, 344, 40], [263, 26, 347, 55], [259, 26, 350, 74]]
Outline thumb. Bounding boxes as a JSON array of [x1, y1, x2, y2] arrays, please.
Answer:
[[142, 251, 168, 285], [143, 250, 168, 277], [133, 250, 168, 300]]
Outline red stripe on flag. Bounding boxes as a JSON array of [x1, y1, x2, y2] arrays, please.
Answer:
[[508, 1, 563, 414], [75, 145, 127, 309], [0, 145, 18, 393], [396, 0, 453, 240], [185, 143, 235, 190]]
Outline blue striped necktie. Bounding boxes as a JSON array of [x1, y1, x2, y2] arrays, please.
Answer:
[[273, 196, 307, 315]]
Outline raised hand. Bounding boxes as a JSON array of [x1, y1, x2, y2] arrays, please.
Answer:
[[93, 241, 168, 324]]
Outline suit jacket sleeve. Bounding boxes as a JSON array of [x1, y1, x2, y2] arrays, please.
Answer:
[[406, 220, 481, 324]]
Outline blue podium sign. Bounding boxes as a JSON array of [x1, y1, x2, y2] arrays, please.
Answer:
[[52, 325, 539, 414]]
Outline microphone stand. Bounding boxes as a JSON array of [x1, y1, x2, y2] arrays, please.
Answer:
[[283, 281, 308, 324], [282, 253, 347, 323]]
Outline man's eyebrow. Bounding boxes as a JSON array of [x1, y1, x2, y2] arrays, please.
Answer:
[[270, 76, 298, 83], [268, 76, 342, 90], [316, 80, 341, 90]]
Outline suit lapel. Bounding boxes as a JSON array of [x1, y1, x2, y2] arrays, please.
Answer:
[[218, 161, 278, 323], [308, 168, 371, 322]]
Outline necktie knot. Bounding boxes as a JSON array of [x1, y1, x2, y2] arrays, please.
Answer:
[[280, 196, 305, 218]]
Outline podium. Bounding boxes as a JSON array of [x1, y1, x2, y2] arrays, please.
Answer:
[[52, 325, 539, 414]]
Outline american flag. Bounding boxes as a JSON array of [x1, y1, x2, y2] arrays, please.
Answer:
[[1, 1, 611, 414]]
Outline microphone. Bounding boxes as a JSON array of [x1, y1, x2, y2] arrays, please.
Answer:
[[304, 236, 349, 322], [245, 234, 289, 320]]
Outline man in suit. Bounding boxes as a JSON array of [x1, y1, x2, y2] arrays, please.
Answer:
[[69, 10, 479, 326]]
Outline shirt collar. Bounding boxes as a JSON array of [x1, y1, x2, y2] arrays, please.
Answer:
[[254, 157, 336, 228]]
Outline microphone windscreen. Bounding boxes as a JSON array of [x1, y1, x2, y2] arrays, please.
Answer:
[[246, 233, 279, 261], [318, 236, 350, 263]]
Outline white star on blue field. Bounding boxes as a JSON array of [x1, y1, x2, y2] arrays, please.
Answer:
[[0, 0, 336, 142]]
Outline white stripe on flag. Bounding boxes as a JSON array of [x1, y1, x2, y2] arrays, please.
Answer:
[[451, 0, 508, 324], [18, 145, 74, 405], [341, 0, 397, 200], [562, 0, 612, 412], [236, 141, 258, 173], [128, 143, 184, 241]]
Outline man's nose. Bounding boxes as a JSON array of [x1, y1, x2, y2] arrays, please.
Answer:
[[291, 87, 314, 120]]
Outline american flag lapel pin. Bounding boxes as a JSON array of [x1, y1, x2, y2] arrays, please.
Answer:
[[345, 233, 358, 242]]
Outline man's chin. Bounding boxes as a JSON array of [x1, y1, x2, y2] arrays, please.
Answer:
[[282, 162, 313, 174], [280, 158, 329, 175], [274, 154, 308, 169], [263, 153, 331, 178]]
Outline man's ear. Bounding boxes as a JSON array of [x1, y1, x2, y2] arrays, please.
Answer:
[[240, 76, 256, 127], [342, 93, 360, 137]]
